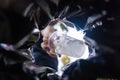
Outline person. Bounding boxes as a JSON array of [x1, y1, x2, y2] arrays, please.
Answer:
[[35, 0, 87, 57], [31, 0, 82, 71], [30, 0, 92, 74]]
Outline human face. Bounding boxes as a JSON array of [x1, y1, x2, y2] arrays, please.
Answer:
[[41, 25, 57, 57]]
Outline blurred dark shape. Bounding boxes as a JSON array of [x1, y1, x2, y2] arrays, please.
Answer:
[[18, 27, 40, 49], [0, 45, 56, 80], [17, 27, 40, 60], [0, 44, 37, 80], [0, 9, 34, 46], [62, 53, 120, 80], [83, 0, 120, 53]]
